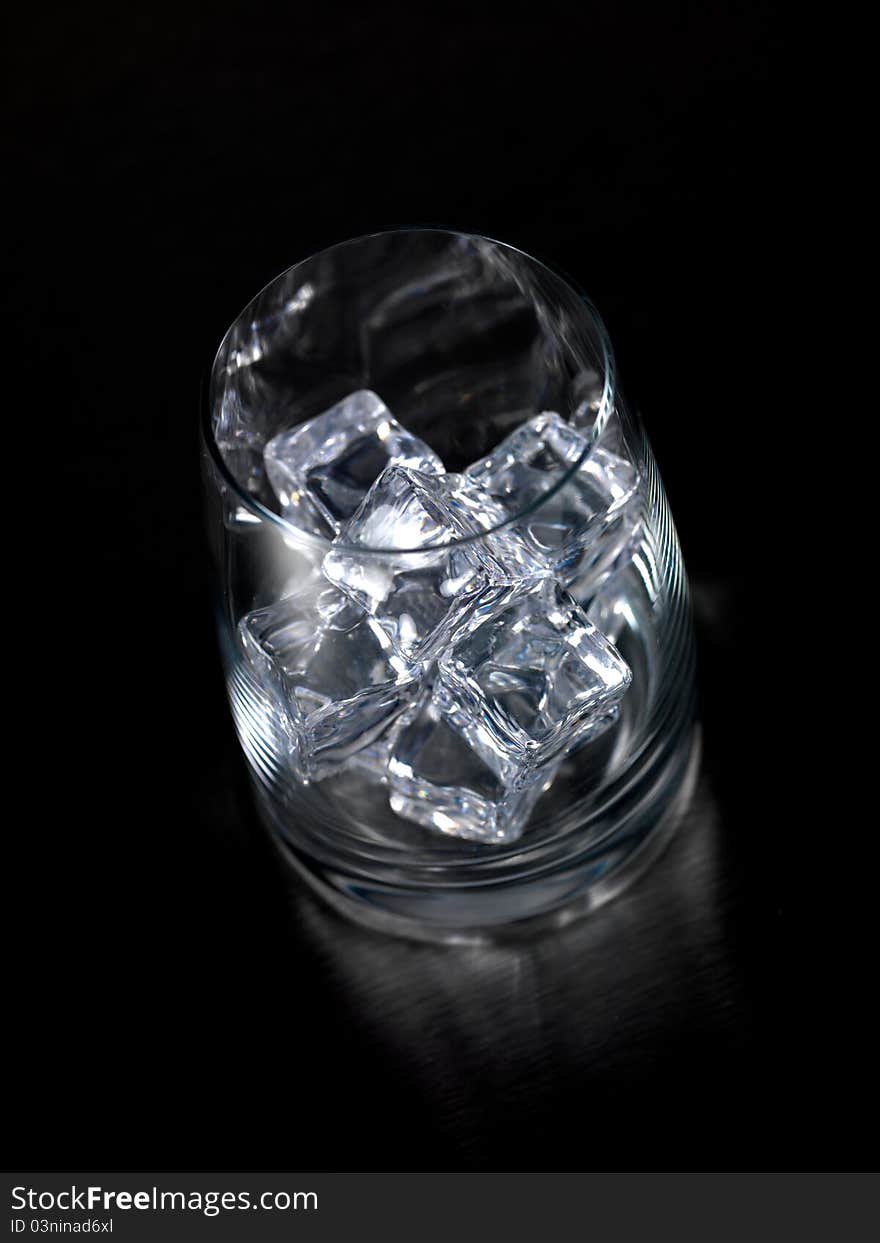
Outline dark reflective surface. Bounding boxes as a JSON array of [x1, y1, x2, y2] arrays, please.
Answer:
[[284, 773, 737, 1166], [10, 0, 854, 1171]]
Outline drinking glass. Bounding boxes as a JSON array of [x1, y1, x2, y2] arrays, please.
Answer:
[[201, 229, 697, 939]]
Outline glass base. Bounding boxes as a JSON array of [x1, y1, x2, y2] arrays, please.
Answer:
[[253, 726, 701, 944]]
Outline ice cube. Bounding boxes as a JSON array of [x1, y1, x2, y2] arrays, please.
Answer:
[[437, 575, 631, 787], [238, 584, 421, 782], [448, 473, 550, 584], [464, 411, 640, 588], [347, 695, 418, 786], [586, 583, 633, 646], [565, 499, 643, 610], [569, 368, 607, 429], [263, 390, 444, 537], [323, 465, 528, 663], [387, 687, 556, 844]]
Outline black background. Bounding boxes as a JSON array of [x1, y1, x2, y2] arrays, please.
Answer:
[[6, 1, 865, 1172]]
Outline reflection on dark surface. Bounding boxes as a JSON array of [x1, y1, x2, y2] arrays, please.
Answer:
[[275, 770, 744, 1166]]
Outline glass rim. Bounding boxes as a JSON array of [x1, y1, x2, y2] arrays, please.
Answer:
[[202, 227, 619, 555]]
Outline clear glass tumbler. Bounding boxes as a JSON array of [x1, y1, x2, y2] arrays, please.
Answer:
[[201, 229, 697, 939]]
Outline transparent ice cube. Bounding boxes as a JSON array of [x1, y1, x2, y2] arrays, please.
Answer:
[[347, 696, 418, 786], [464, 411, 640, 588], [437, 575, 631, 787], [238, 584, 421, 782], [584, 574, 644, 647], [586, 586, 631, 646], [569, 368, 607, 430], [263, 390, 444, 537], [323, 465, 525, 663], [449, 473, 550, 584], [565, 499, 643, 610], [387, 687, 556, 844]]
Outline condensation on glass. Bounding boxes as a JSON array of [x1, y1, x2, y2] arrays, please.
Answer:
[[201, 230, 697, 939]]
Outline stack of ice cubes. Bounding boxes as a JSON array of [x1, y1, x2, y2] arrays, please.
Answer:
[[238, 390, 641, 844]]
